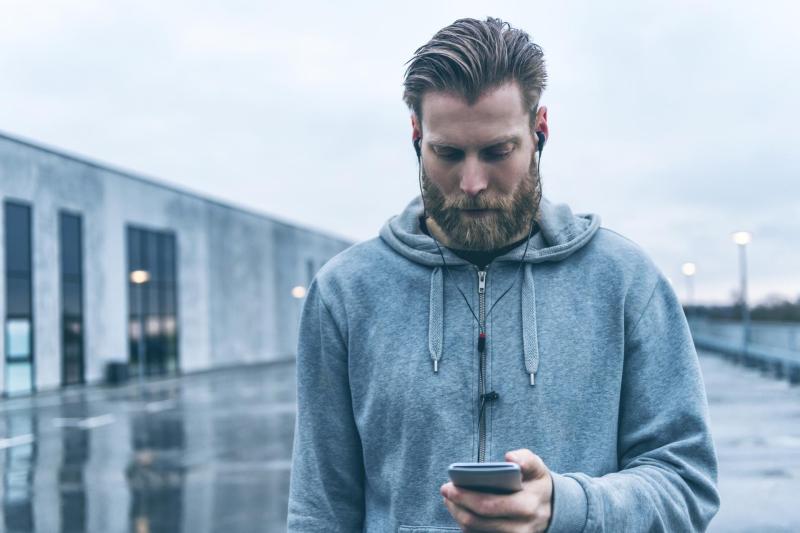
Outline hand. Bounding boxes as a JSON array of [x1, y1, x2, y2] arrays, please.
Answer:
[[441, 449, 553, 533]]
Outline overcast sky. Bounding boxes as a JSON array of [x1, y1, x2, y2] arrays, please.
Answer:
[[1, 0, 798, 305]]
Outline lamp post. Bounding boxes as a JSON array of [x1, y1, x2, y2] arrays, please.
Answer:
[[130, 269, 150, 387], [731, 231, 751, 353], [292, 285, 307, 347], [681, 262, 696, 309]]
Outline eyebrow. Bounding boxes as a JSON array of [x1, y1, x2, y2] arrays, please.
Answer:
[[427, 135, 521, 150]]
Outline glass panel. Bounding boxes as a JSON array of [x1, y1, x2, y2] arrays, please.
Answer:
[[127, 227, 143, 272], [145, 231, 160, 282], [129, 283, 143, 316], [6, 320, 31, 360], [162, 287, 175, 315], [6, 277, 31, 316], [129, 319, 142, 342], [59, 213, 82, 277], [163, 316, 177, 336], [63, 341, 81, 360], [63, 343, 83, 385], [64, 319, 82, 342], [5, 361, 33, 395], [147, 285, 160, 316], [4, 202, 32, 273], [62, 281, 82, 317]]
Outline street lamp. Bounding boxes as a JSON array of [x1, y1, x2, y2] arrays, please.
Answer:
[[681, 262, 696, 309], [130, 269, 150, 386], [731, 231, 751, 353], [291, 286, 307, 299]]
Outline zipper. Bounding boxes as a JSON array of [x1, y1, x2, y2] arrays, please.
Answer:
[[477, 268, 487, 462]]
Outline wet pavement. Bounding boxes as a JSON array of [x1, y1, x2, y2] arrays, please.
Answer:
[[0, 352, 798, 532], [701, 350, 800, 532], [0, 362, 296, 533]]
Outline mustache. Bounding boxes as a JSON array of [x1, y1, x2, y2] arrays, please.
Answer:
[[440, 194, 513, 211]]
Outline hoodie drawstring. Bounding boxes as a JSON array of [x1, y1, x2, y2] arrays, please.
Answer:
[[429, 267, 443, 372], [427, 264, 540, 386], [522, 264, 540, 385]]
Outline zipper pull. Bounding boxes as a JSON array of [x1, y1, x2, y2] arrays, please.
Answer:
[[478, 270, 486, 294]]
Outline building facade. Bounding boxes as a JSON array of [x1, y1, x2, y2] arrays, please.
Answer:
[[0, 132, 351, 396]]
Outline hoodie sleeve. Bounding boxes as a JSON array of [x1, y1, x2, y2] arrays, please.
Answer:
[[546, 275, 720, 532], [286, 278, 365, 532]]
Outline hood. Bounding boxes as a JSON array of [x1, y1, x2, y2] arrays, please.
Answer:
[[379, 195, 601, 385]]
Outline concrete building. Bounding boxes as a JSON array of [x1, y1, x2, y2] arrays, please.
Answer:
[[0, 131, 352, 396]]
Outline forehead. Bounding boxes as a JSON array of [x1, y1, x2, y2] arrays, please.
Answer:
[[420, 81, 530, 146]]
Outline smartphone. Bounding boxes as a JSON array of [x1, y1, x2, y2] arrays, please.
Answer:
[[447, 462, 523, 494]]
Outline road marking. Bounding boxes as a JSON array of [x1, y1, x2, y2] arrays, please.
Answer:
[[145, 399, 176, 413], [53, 414, 116, 429], [0, 434, 34, 449], [78, 414, 116, 429]]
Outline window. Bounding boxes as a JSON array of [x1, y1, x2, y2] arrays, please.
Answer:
[[126, 226, 179, 377], [4, 201, 34, 396], [59, 212, 84, 386]]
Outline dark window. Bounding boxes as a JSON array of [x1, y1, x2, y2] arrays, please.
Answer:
[[62, 281, 82, 317], [6, 277, 32, 316], [59, 212, 84, 386], [5, 203, 31, 273], [4, 201, 34, 396], [127, 225, 179, 377], [128, 228, 143, 272]]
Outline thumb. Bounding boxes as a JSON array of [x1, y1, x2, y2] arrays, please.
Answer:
[[505, 448, 547, 481]]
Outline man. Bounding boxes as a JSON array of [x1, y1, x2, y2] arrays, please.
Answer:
[[287, 17, 719, 532]]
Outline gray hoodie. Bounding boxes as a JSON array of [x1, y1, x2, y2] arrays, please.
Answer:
[[287, 195, 720, 532]]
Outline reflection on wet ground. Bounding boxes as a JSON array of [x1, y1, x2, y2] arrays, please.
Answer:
[[0, 353, 798, 532], [0, 361, 296, 533]]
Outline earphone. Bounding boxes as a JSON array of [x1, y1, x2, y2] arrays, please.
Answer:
[[413, 125, 544, 380]]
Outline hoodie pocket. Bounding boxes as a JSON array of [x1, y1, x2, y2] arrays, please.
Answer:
[[398, 526, 460, 532]]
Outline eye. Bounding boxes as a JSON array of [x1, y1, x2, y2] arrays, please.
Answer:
[[485, 146, 514, 160], [433, 147, 462, 161]]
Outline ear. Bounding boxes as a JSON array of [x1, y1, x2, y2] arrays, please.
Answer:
[[411, 114, 421, 142], [534, 106, 549, 142]]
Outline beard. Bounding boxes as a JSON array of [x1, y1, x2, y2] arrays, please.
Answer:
[[421, 152, 542, 251]]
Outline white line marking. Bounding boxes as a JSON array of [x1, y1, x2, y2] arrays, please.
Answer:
[[0, 434, 34, 449], [53, 414, 116, 429], [52, 417, 81, 428], [78, 414, 116, 429], [145, 400, 176, 413]]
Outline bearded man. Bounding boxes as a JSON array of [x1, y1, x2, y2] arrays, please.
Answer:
[[287, 17, 720, 533]]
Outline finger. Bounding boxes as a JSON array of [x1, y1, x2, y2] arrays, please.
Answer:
[[442, 484, 533, 519], [505, 448, 548, 481], [443, 496, 526, 533]]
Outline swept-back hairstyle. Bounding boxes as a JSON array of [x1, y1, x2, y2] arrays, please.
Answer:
[[403, 17, 547, 130]]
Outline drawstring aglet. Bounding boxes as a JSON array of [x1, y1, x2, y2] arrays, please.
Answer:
[[530, 372, 536, 386], [433, 360, 438, 373]]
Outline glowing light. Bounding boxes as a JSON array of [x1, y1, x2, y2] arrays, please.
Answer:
[[130, 270, 150, 284], [732, 231, 752, 246], [291, 286, 307, 299]]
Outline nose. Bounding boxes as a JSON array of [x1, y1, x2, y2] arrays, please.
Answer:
[[459, 156, 489, 197]]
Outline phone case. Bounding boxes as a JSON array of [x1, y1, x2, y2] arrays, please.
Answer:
[[447, 462, 523, 494]]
